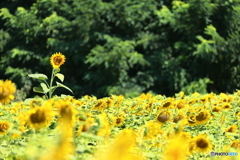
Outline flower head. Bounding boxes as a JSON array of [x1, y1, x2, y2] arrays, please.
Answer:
[[191, 134, 212, 153], [0, 121, 10, 134], [50, 52, 66, 69], [0, 80, 16, 104]]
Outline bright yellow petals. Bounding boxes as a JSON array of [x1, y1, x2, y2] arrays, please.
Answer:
[[163, 135, 188, 160], [190, 134, 212, 153], [0, 79, 16, 104], [92, 129, 144, 160], [27, 106, 53, 130], [50, 52, 66, 69]]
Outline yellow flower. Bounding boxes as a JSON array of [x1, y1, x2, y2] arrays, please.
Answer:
[[0, 121, 10, 134], [156, 110, 172, 124], [161, 98, 174, 109], [50, 52, 66, 69], [187, 115, 196, 127], [195, 110, 210, 125], [191, 134, 212, 153], [163, 135, 188, 160], [27, 106, 53, 130], [54, 100, 76, 125], [92, 129, 144, 160], [225, 124, 238, 133], [0, 79, 16, 104], [114, 115, 125, 127]]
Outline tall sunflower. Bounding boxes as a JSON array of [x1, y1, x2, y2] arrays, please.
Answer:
[[50, 52, 66, 69], [0, 79, 16, 104]]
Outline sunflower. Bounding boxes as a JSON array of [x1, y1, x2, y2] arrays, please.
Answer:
[[175, 100, 186, 110], [156, 110, 171, 124], [54, 100, 76, 125], [50, 52, 66, 69], [163, 135, 188, 160], [191, 134, 212, 153], [231, 140, 240, 148], [221, 102, 232, 109], [161, 98, 174, 109], [27, 106, 53, 130], [211, 106, 221, 113], [114, 115, 125, 127], [173, 112, 185, 123], [225, 124, 238, 133], [0, 79, 16, 104], [195, 110, 210, 125], [143, 121, 163, 139], [0, 121, 10, 134], [187, 115, 196, 127]]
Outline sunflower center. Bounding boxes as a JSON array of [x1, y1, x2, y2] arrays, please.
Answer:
[[116, 118, 122, 124], [53, 56, 63, 65], [196, 138, 208, 148], [196, 112, 207, 121], [157, 112, 170, 123], [0, 123, 8, 132], [162, 102, 171, 108], [173, 115, 184, 123], [30, 110, 46, 124]]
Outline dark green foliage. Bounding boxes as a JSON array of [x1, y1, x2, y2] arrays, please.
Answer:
[[1, 0, 240, 98]]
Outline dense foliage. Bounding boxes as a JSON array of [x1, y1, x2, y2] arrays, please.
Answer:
[[1, 0, 240, 99]]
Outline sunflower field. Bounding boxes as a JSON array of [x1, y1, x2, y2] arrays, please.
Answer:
[[0, 53, 240, 160]]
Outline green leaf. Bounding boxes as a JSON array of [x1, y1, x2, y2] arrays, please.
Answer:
[[40, 83, 49, 93], [55, 73, 64, 82], [33, 87, 44, 94], [54, 68, 60, 74], [56, 81, 73, 94], [28, 73, 48, 80]]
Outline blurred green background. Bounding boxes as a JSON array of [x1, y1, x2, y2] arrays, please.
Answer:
[[1, 0, 240, 100]]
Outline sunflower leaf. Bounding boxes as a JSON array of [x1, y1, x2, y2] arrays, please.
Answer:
[[33, 87, 45, 93], [56, 81, 73, 94], [40, 83, 49, 93], [55, 73, 64, 82], [28, 73, 48, 80]]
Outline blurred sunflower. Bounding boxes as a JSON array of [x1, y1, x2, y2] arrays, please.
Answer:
[[163, 135, 188, 160], [27, 106, 53, 130], [0, 121, 10, 134], [50, 52, 66, 69], [54, 100, 76, 125], [173, 112, 185, 123], [0, 79, 16, 104], [225, 124, 238, 133], [114, 115, 125, 127], [161, 98, 174, 109], [195, 110, 210, 125], [156, 110, 172, 124], [231, 140, 240, 149], [221, 102, 232, 109], [187, 115, 196, 127], [191, 134, 212, 153]]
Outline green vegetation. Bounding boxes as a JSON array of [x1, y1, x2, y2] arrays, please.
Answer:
[[1, 0, 240, 99]]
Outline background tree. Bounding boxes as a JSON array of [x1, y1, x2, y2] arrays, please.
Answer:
[[1, 0, 240, 99]]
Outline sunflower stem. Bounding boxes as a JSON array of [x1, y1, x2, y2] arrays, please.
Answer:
[[49, 68, 55, 99]]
